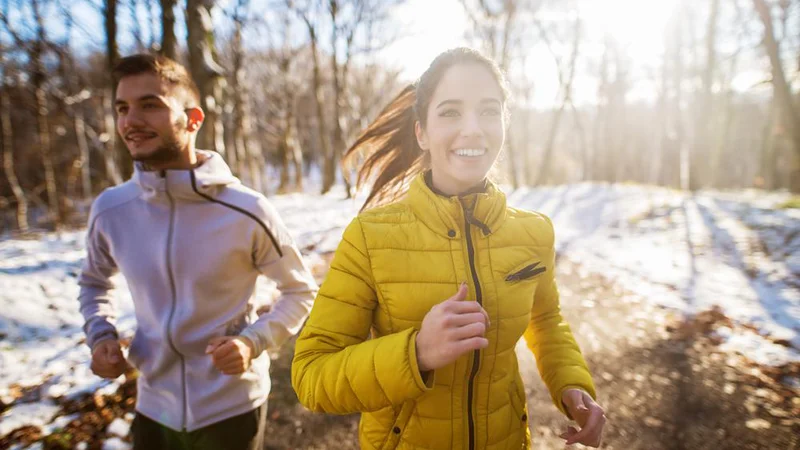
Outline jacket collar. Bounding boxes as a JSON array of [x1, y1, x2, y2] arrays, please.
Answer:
[[132, 150, 240, 201], [405, 171, 507, 240]]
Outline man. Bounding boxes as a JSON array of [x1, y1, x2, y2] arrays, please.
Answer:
[[77, 54, 318, 450]]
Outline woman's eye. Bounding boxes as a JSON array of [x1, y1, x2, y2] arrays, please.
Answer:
[[440, 109, 460, 117], [481, 108, 500, 116]]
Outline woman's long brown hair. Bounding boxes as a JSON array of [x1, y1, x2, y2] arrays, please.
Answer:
[[342, 48, 510, 211]]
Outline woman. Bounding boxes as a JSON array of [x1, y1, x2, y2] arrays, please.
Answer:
[[292, 47, 605, 449]]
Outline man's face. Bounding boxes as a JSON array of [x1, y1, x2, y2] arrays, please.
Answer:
[[115, 73, 195, 165]]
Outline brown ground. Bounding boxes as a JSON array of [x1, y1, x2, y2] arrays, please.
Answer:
[[260, 258, 800, 450], [2, 258, 798, 450]]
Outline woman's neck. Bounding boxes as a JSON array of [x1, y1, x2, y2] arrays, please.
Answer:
[[425, 171, 487, 197]]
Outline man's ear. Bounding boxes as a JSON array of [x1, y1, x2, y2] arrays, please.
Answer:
[[186, 106, 205, 132], [415, 121, 428, 151]]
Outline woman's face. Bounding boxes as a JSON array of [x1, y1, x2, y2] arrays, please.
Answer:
[[415, 63, 505, 196]]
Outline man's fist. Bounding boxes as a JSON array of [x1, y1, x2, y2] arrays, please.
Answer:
[[206, 336, 256, 375], [91, 339, 130, 379]]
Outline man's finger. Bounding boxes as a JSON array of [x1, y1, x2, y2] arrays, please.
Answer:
[[220, 363, 246, 375], [211, 341, 237, 359], [107, 349, 121, 364], [215, 353, 244, 367], [206, 336, 230, 354]]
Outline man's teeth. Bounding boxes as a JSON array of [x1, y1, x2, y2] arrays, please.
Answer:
[[454, 148, 486, 157], [128, 134, 155, 142]]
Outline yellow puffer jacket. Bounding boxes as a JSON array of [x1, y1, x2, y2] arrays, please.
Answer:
[[292, 173, 596, 450]]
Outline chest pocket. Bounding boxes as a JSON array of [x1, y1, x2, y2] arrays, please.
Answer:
[[505, 261, 547, 283], [498, 260, 546, 322]]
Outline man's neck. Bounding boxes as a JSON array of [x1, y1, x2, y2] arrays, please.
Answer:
[[146, 147, 205, 171]]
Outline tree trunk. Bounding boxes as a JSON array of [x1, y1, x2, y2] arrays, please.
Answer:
[[1, 83, 28, 232], [105, 0, 119, 78], [302, 18, 333, 194], [500, 3, 520, 188], [753, 0, 800, 192], [652, 27, 671, 186], [570, 101, 589, 181], [292, 131, 303, 191], [673, 12, 687, 190], [690, 0, 720, 191], [330, 2, 351, 197], [75, 106, 92, 201], [231, 1, 263, 192], [105, 0, 131, 181], [30, 0, 59, 228], [130, 0, 145, 50], [160, 0, 178, 59], [103, 88, 124, 185], [536, 13, 580, 185], [187, 0, 226, 155], [710, 29, 741, 188], [231, 2, 248, 180]]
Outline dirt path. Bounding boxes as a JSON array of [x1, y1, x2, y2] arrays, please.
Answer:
[[260, 257, 799, 450], [2, 255, 797, 449]]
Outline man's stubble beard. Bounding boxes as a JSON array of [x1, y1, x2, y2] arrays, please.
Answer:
[[130, 117, 188, 166]]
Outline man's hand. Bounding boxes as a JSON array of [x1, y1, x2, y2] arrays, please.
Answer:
[[91, 339, 130, 379], [560, 389, 606, 447], [206, 336, 256, 375]]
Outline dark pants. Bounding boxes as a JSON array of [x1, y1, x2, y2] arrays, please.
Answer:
[[131, 402, 267, 450]]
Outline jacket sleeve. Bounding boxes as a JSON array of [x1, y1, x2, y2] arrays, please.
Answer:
[[77, 208, 120, 350], [239, 197, 319, 356], [523, 215, 596, 416], [291, 217, 432, 414]]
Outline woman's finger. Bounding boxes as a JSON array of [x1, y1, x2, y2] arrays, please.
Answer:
[[566, 407, 606, 445], [450, 321, 487, 340]]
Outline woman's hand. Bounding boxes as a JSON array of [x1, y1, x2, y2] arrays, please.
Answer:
[[415, 283, 490, 372], [560, 389, 606, 447]]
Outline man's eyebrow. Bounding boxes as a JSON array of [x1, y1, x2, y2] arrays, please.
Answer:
[[115, 94, 164, 106]]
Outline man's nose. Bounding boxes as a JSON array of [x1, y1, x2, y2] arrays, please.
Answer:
[[120, 109, 145, 130]]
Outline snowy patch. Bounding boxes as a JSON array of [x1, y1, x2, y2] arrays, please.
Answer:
[[0, 183, 797, 441]]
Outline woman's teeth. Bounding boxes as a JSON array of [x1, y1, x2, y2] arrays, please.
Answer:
[[454, 148, 486, 157]]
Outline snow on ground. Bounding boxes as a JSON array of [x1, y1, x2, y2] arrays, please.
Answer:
[[1, 183, 798, 443]]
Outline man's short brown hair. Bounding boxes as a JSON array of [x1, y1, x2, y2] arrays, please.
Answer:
[[113, 54, 201, 107]]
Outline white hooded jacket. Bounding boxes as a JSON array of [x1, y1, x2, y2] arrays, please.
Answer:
[[78, 150, 317, 431]]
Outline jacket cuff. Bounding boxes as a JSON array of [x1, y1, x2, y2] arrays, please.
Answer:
[[88, 329, 118, 351], [239, 327, 271, 357], [552, 370, 596, 417], [408, 329, 436, 391]]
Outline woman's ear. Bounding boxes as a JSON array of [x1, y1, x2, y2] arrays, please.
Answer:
[[415, 121, 428, 151]]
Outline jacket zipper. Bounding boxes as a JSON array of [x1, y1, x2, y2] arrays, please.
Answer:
[[461, 199, 482, 450], [163, 173, 187, 430]]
